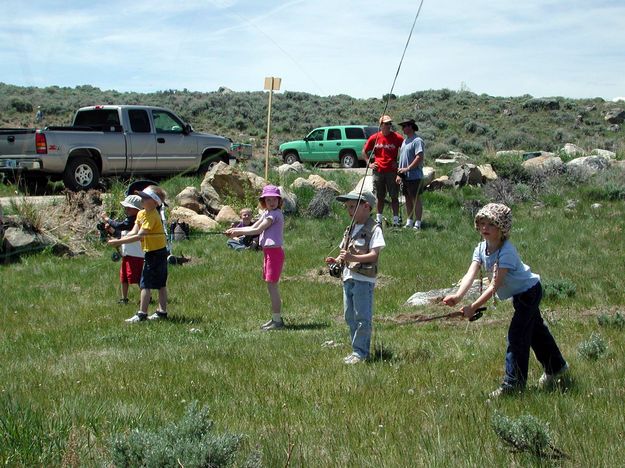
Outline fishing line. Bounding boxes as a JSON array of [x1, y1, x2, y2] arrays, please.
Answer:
[[325, 0, 425, 259]]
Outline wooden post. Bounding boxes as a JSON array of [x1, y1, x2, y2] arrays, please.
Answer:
[[263, 77, 281, 180]]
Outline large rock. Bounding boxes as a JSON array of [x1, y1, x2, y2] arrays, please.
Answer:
[[478, 164, 498, 182], [175, 186, 205, 214], [422, 167, 436, 186], [604, 109, 625, 124], [404, 279, 488, 307], [566, 155, 610, 176], [279, 186, 298, 215], [215, 205, 240, 224], [290, 177, 314, 190], [561, 143, 585, 157], [427, 175, 452, 190], [449, 164, 483, 187], [200, 183, 223, 215], [522, 155, 563, 175], [277, 161, 306, 175], [169, 206, 219, 231], [200, 162, 266, 200], [495, 150, 525, 158], [591, 149, 616, 159], [3, 227, 45, 252]]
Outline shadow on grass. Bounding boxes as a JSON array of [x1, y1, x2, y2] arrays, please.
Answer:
[[368, 342, 395, 363], [165, 315, 204, 325], [285, 322, 329, 331]]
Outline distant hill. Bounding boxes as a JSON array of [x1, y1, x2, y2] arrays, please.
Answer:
[[1, 82, 623, 158]]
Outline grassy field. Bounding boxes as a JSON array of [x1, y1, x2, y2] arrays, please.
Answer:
[[1, 167, 625, 466]]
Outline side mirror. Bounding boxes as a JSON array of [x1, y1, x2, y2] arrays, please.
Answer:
[[183, 123, 192, 134], [303, 137, 309, 142]]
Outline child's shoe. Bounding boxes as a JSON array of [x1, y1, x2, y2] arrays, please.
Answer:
[[148, 311, 168, 321], [538, 363, 569, 389], [261, 319, 284, 330], [488, 385, 517, 399], [344, 353, 365, 365], [117, 298, 129, 305], [125, 312, 147, 323]]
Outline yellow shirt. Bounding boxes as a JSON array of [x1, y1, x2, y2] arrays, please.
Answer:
[[136, 208, 167, 252]]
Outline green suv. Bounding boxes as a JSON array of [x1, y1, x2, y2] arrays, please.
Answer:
[[279, 125, 378, 168]]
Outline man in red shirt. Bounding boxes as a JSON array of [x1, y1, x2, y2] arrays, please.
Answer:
[[362, 115, 404, 226]]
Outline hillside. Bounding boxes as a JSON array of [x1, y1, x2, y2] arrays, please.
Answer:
[[1, 82, 623, 159]]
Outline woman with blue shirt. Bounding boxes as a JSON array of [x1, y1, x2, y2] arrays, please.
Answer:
[[443, 203, 568, 398]]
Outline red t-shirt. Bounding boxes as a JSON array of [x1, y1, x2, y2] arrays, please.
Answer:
[[363, 131, 404, 173]]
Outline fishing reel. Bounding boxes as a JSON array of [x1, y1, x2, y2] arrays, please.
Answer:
[[328, 262, 343, 278]]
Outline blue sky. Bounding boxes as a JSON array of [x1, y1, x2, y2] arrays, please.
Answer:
[[1, 0, 624, 99]]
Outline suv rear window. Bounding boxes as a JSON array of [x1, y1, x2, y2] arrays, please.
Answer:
[[345, 127, 365, 139], [364, 126, 378, 138], [327, 128, 341, 140]]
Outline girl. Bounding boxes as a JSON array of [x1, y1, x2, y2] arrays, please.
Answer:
[[226, 185, 285, 330], [442, 203, 568, 397]]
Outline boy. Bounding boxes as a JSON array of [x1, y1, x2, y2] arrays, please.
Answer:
[[108, 185, 169, 323], [100, 194, 144, 304], [227, 208, 259, 251], [325, 190, 385, 364]]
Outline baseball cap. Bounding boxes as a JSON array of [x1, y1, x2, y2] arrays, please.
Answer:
[[336, 189, 376, 208], [120, 194, 142, 210], [379, 115, 392, 124]]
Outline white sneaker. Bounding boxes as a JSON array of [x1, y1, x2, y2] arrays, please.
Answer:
[[538, 363, 569, 388], [148, 311, 168, 321], [125, 313, 147, 323], [344, 353, 365, 365]]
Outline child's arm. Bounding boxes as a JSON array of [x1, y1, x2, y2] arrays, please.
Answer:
[[458, 267, 508, 317], [442, 261, 481, 306], [226, 217, 271, 238], [107, 222, 142, 246]]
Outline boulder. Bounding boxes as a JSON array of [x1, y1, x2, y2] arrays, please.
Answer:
[[3, 227, 45, 252], [427, 175, 452, 190], [169, 206, 219, 231], [200, 162, 267, 200], [522, 155, 563, 175], [561, 143, 585, 157], [608, 124, 621, 132], [495, 150, 525, 158], [604, 109, 625, 124], [435, 158, 458, 165], [279, 186, 298, 214], [277, 161, 306, 175], [565, 155, 610, 176], [591, 149, 616, 159], [404, 279, 489, 307], [200, 183, 223, 215], [449, 164, 482, 187], [422, 167, 436, 186], [175, 186, 205, 214], [478, 164, 498, 182], [215, 205, 240, 224], [307, 174, 331, 190], [354, 175, 374, 194], [290, 177, 314, 190]]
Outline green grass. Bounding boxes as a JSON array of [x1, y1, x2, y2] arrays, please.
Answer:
[[2, 170, 625, 466]]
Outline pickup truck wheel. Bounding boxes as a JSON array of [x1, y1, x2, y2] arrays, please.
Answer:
[[340, 151, 357, 169], [63, 156, 100, 191], [284, 152, 299, 165]]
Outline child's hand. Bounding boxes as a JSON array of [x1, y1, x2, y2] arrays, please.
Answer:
[[107, 238, 118, 246], [100, 212, 109, 221], [337, 249, 348, 262], [460, 305, 474, 318], [325, 257, 337, 264], [442, 294, 459, 306], [224, 228, 238, 238]]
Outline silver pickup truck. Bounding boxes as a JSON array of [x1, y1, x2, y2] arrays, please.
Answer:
[[0, 105, 234, 190]]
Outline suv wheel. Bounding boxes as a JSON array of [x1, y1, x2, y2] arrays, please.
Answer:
[[340, 151, 357, 169], [283, 152, 299, 165]]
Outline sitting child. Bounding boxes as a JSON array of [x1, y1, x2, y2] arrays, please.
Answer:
[[101, 195, 144, 304], [227, 208, 259, 251]]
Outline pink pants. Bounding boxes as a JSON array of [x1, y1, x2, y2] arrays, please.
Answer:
[[263, 247, 284, 283]]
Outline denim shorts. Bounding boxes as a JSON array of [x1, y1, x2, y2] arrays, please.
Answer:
[[140, 247, 168, 289]]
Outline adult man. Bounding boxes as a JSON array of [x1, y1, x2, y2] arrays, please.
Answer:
[[396, 118, 425, 229], [362, 115, 404, 226]]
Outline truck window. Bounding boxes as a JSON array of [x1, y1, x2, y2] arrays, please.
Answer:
[[74, 109, 120, 129], [345, 127, 365, 139], [327, 128, 341, 140], [307, 129, 324, 141], [128, 110, 151, 133], [152, 110, 184, 134]]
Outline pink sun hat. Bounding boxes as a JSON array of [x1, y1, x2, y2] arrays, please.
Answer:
[[259, 185, 281, 199]]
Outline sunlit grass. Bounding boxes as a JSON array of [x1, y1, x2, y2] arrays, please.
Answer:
[[1, 170, 625, 465]]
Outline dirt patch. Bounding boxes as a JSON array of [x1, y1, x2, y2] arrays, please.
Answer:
[[283, 268, 393, 287]]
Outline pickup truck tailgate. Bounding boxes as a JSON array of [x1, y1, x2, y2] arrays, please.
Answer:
[[0, 129, 37, 157]]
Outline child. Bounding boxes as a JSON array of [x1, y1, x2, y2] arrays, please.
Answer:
[[227, 208, 259, 251], [108, 185, 169, 323], [442, 203, 568, 397], [325, 189, 385, 364], [101, 195, 145, 304], [225, 185, 285, 330]]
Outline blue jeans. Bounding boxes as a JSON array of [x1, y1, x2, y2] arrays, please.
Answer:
[[503, 282, 567, 389], [343, 279, 374, 359]]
